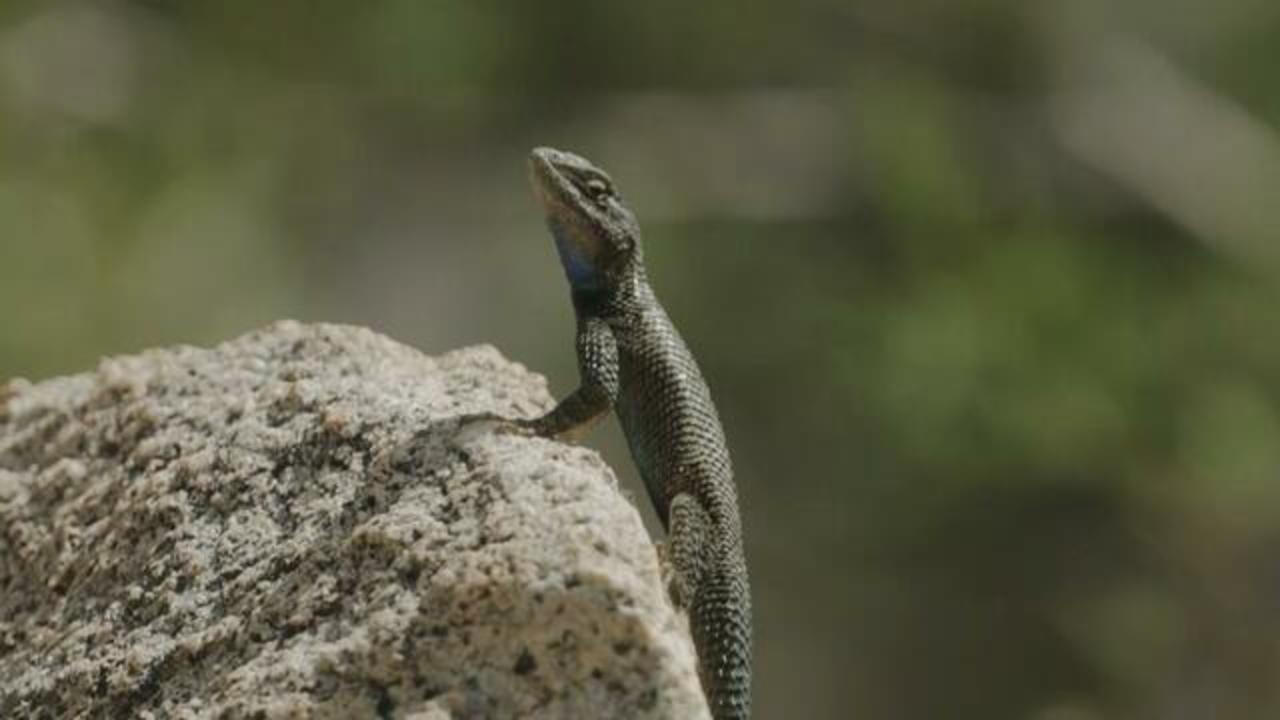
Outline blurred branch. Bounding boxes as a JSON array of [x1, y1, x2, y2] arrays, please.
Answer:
[[1051, 37, 1280, 271]]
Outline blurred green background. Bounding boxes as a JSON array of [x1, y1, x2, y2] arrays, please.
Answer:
[[4, 1, 1280, 718]]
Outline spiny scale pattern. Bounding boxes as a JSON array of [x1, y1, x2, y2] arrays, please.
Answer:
[[523, 147, 753, 719], [585, 273, 752, 720]]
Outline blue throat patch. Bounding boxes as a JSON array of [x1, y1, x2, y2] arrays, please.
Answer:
[[548, 217, 601, 290]]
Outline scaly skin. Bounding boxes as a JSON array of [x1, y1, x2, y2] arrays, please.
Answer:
[[495, 147, 753, 718]]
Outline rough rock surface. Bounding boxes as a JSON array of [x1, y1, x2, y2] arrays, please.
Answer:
[[0, 321, 708, 719]]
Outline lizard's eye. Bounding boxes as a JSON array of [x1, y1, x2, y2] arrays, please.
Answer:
[[584, 178, 612, 201]]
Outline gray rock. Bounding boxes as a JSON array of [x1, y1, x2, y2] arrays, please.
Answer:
[[0, 321, 708, 719]]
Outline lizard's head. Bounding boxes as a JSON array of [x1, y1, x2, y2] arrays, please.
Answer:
[[529, 147, 641, 291]]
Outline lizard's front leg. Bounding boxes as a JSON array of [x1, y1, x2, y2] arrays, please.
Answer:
[[460, 316, 618, 441]]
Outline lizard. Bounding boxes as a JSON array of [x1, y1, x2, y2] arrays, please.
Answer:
[[465, 147, 752, 719]]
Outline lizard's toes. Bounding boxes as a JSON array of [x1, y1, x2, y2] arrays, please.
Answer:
[[654, 542, 689, 608], [454, 412, 535, 440]]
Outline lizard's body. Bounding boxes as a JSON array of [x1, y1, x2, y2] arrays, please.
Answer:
[[492, 147, 752, 718]]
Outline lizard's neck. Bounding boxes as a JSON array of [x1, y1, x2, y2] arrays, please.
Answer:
[[571, 259, 651, 321]]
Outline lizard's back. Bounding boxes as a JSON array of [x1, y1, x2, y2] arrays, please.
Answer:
[[611, 284, 735, 523], [609, 282, 753, 720]]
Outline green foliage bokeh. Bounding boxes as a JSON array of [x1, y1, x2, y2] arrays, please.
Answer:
[[3, 2, 1279, 718]]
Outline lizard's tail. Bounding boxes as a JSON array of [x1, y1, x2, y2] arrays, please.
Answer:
[[690, 553, 753, 720]]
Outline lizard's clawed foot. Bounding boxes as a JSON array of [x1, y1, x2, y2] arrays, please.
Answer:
[[455, 412, 538, 437], [655, 541, 688, 608]]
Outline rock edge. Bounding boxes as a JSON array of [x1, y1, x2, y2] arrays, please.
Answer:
[[0, 321, 708, 719]]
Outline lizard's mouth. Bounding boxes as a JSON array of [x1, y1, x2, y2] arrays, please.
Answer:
[[528, 147, 588, 213], [529, 147, 612, 288]]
